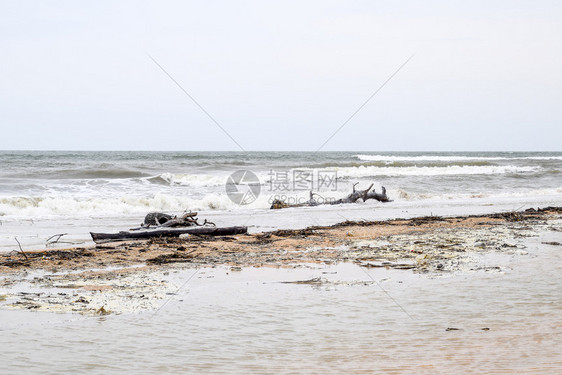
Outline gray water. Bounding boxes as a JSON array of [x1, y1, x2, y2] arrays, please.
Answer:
[[0, 151, 561, 251], [1, 231, 560, 374], [1, 151, 561, 215]]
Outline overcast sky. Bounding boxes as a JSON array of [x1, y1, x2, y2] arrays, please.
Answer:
[[1, 0, 561, 151]]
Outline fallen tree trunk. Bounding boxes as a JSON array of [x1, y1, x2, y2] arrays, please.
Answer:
[[270, 183, 391, 209], [142, 211, 205, 228], [328, 183, 373, 205], [130, 211, 216, 231], [90, 226, 248, 244], [363, 186, 392, 203]]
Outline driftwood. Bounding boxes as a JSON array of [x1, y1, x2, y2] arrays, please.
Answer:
[[142, 211, 205, 228], [144, 212, 174, 226], [90, 211, 228, 243], [46, 233, 67, 245], [14, 237, 28, 261], [270, 183, 392, 209], [330, 183, 374, 205], [90, 226, 248, 244], [363, 186, 391, 203]]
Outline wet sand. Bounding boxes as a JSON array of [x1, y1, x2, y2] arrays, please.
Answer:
[[1, 207, 560, 315]]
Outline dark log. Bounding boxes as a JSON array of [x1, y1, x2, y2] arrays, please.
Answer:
[[90, 226, 248, 244], [144, 212, 174, 226], [139, 211, 206, 229], [270, 182, 390, 209], [363, 186, 392, 202], [328, 183, 374, 205], [159, 215, 198, 228]]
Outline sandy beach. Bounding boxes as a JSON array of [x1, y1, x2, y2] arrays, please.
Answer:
[[2, 206, 561, 373], [1, 207, 560, 316]]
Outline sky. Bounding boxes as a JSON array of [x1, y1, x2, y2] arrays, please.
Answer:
[[0, 0, 561, 151]]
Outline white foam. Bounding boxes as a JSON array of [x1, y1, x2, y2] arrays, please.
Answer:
[[0, 194, 233, 219], [0, 185, 560, 223], [157, 172, 228, 187], [328, 165, 541, 178], [391, 187, 562, 202], [0, 167, 556, 221], [0, 191, 290, 220], [356, 154, 562, 162]]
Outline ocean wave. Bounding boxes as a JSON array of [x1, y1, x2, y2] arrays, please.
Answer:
[[356, 154, 562, 162], [153, 172, 229, 187], [525, 157, 562, 161], [0, 194, 244, 218], [7, 168, 153, 180], [1, 185, 561, 219], [328, 165, 541, 178], [299, 160, 495, 169], [393, 187, 562, 201]]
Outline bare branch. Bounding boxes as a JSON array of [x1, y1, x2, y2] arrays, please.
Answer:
[[14, 237, 28, 260], [46, 233, 68, 245]]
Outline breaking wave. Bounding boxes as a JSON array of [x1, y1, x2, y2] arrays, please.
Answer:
[[150, 172, 228, 187], [150, 165, 542, 189], [327, 165, 541, 178], [356, 154, 562, 162], [0, 194, 247, 219], [7, 168, 152, 180], [1, 185, 561, 220]]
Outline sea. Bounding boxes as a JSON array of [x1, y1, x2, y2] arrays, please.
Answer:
[[1, 150, 561, 373], [0, 150, 561, 251]]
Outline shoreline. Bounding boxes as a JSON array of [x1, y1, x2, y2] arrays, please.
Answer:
[[3, 194, 561, 253], [1, 207, 561, 315]]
